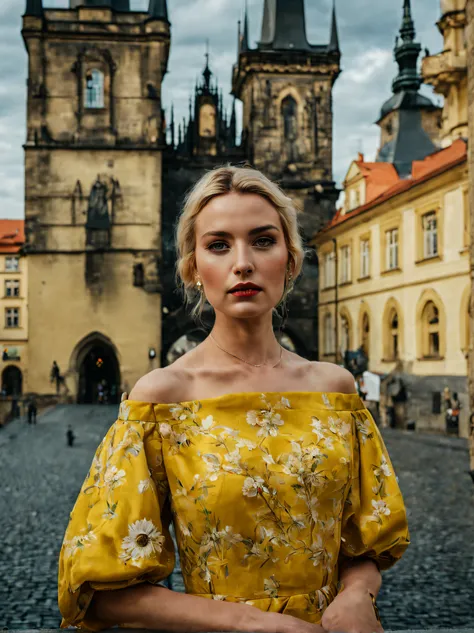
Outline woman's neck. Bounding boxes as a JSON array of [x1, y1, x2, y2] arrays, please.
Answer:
[[209, 315, 282, 367]]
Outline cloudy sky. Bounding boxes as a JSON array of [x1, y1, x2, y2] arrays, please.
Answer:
[[0, 0, 443, 218]]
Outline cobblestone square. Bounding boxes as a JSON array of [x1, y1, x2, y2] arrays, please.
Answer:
[[0, 405, 473, 630]]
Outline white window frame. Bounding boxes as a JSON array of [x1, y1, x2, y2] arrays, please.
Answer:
[[340, 245, 351, 283], [324, 313, 334, 354], [5, 307, 20, 328], [324, 252, 335, 289], [5, 257, 19, 272], [85, 69, 105, 109], [386, 228, 399, 270], [360, 239, 370, 278], [5, 280, 20, 297], [423, 212, 438, 258]]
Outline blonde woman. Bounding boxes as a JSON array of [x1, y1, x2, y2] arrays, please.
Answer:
[[58, 166, 409, 633]]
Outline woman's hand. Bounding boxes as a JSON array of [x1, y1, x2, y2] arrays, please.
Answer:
[[321, 586, 383, 633], [263, 612, 326, 633]]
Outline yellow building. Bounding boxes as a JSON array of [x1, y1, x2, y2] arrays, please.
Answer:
[[314, 140, 468, 436], [0, 221, 28, 398], [313, 0, 469, 437], [422, 0, 467, 146]]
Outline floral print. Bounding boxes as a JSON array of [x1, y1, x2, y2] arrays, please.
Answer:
[[58, 391, 410, 632]]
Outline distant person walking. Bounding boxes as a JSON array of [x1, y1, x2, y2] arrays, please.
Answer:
[[66, 425, 75, 447], [50, 361, 62, 395], [27, 397, 37, 425]]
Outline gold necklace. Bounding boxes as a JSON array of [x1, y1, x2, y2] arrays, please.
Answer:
[[209, 333, 284, 368]]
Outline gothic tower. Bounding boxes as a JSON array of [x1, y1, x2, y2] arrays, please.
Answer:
[[22, 0, 170, 400], [376, 0, 441, 177], [231, 0, 342, 359], [232, 0, 340, 212]]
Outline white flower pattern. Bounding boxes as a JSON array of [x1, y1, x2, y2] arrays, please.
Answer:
[[59, 393, 410, 630]]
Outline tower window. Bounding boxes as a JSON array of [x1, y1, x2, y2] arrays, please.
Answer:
[[133, 264, 145, 288], [85, 69, 105, 109], [281, 96, 298, 141]]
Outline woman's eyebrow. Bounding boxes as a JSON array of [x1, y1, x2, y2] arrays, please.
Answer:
[[201, 225, 281, 239]]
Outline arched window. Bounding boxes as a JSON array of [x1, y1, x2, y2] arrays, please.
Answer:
[[422, 301, 440, 357], [324, 313, 334, 355], [85, 69, 104, 109], [361, 312, 370, 358], [133, 263, 145, 288], [340, 313, 350, 358], [389, 308, 399, 360], [281, 96, 298, 142]]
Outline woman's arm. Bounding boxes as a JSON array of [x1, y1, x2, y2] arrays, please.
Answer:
[[89, 584, 325, 633], [339, 557, 382, 596]]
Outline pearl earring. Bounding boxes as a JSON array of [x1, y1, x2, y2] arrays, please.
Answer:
[[196, 280, 202, 289]]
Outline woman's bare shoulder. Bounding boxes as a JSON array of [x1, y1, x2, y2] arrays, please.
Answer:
[[309, 361, 357, 395], [128, 366, 192, 404]]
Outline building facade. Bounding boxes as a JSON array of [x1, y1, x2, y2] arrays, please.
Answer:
[[22, 0, 342, 400], [0, 221, 28, 398], [22, 0, 169, 401], [314, 1, 470, 437]]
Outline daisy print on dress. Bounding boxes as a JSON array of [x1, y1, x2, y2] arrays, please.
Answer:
[[120, 518, 165, 567]]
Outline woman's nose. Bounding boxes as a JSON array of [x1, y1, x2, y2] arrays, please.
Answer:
[[232, 246, 254, 276]]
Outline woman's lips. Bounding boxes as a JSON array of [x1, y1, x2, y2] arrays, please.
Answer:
[[229, 289, 262, 297]]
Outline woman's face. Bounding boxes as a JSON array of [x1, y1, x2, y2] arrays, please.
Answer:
[[194, 192, 291, 320]]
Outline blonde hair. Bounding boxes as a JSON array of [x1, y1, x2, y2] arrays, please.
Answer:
[[175, 165, 306, 319]]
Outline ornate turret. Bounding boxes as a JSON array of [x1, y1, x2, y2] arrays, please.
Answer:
[[25, 0, 43, 16], [392, 0, 422, 93], [376, 0, 441, 177], [148, 0, 168, 22]]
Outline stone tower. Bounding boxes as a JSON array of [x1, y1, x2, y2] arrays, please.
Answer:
[[376, 0, 442, 177], [231, 0, 341, 359], [21, 0, 170, 401], [232, 0, 340, 216], [422, 0, 467, 147]]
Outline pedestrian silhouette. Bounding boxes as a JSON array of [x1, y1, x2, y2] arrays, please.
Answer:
[[66, 426, 75, 447], [27, 397, 37, 425]]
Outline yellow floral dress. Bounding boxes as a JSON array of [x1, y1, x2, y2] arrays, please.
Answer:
[[58, 391, 410, 631]]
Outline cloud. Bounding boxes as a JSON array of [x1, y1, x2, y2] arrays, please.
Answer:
[[0, 0, 444, 218]]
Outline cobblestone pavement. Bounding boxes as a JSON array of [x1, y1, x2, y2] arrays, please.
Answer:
[[0, 407, 473, 630]]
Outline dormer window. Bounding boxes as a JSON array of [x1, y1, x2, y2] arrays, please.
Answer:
[[85, 69, 104, 109]]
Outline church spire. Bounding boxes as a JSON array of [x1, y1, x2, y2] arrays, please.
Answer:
[[242, 2, 250, 52], [259, 0, 310, 51], [148, 0, 168, 22], [25, 0, 43, 16], [328, 0, 340, 53], [203, 41, 212, 90], [392, 0, 421, 93]]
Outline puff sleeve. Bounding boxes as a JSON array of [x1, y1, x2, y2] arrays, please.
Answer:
[[339, 408, 410, 571], [58, 406, 175, 631]]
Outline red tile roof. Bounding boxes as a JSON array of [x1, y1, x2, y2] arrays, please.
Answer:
[[319, 139, 467, 236], [0, 220, 25, 254], [350, 160, 400, 205]]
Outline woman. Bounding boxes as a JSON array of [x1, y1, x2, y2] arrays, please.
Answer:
[[58, 166, 410, 633]]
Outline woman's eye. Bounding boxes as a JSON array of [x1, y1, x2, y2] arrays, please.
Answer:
[[255, 237, 276, 247], [207, 242, 228, 252], [207, 237, 275, 252]]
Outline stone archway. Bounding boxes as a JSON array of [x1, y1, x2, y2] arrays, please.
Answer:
[[72, 333, 121, 404], [2, 365, 22, 396]]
